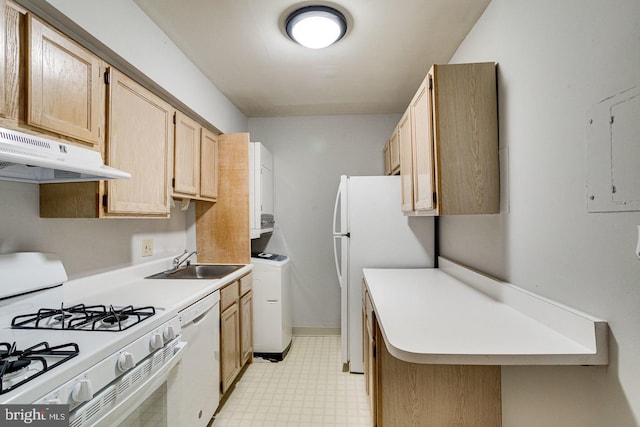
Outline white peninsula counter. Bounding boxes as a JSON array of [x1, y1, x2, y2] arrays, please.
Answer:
[[360, 257, 608, 426]]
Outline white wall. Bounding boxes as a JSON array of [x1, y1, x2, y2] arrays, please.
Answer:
[[0, 181, 191, 278], [248, 114, 400, 330], [443, 0, 640, 424]]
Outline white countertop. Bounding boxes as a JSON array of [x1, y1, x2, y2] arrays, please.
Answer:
[[363, 258, 608, 366], [63, 256, 253, 313]]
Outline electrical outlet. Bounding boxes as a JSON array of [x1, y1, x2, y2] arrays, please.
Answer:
[[142, 239, 154, 257]]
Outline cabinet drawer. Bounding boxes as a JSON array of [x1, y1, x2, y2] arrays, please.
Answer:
[[240, 273, 253, 295], [221, 281, 239, 311]]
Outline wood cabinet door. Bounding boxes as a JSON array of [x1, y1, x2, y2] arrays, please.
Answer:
[[220, 302, 241, 394], [0, 0, 6, 118], [389, 129, 400, 174], [173, 111, 201, 197], [398, 111, 414, 213], [1, 0, 20, 120], [199, 128, 218, 200], [105, 68, 172, 216], [240, 290, 253, 366], [411, 75, 437, 213], [27, 14, 103, 147], [383, 140, 391, 175]]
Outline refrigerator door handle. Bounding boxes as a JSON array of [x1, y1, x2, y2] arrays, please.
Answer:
[[333, 235, 343, 288], [332, 184, 341, 235], [332, 176, 347, 235]]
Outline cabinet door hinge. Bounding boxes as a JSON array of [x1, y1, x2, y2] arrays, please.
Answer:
[[433, 192, 437, 204], [102, 194, 108, 207], [172, 178, 175, 188], [428, 75, 433, 90], [173, 112, 177, 124], [103, 70, 111, 85]]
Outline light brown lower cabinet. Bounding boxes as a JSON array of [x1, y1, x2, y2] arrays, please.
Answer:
[[363, 285, 501, 426], [220, 272, 253, 395], [220, 301, 240, 394]]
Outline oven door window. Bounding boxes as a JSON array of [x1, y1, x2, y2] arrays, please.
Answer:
[[117, 384, 167, 427]]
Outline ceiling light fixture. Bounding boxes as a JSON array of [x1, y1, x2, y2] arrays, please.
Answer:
[[285, 5, 347, 49]]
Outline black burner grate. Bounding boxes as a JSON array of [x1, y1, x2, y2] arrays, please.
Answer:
[[11, 304, 155, 332], [0, 341, 79, 395]]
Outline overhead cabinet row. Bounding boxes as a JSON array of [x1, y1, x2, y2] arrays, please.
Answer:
[[386, 62, 500, 216], [0, 2, 218, 218]]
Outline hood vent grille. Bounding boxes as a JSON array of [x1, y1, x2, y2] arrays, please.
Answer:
[[0, 127, 131, 183]]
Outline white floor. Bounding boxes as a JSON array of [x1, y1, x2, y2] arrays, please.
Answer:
[[212, 336, 371, 426]]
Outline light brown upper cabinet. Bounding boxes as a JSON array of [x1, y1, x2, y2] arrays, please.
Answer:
[[199, 128, 218, 200], [26, 14, 104, 148], [172, 111, 218, 202], [383, 140, 391, 175], [398, 110, 414, 213], [173, 111, 201, 197], [383, 128, 400, 176], [389, 128, 400, 174], [0, 0, 7, 118], [40, 67, 173, 218], [1, 1, 21, 121], [401, 62, 499, 216], [105, 68, 173, 216]]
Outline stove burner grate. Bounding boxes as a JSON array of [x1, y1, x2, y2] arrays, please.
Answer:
[[0, 341, 79, 395], [11, 304, 156, 332]]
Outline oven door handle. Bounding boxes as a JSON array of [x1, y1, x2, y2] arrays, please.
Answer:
[[87, 341, 187, 427]]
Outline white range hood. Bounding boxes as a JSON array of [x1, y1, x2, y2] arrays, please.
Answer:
[[0, 127, 131, 183]]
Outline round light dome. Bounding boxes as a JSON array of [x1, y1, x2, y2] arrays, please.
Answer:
[[285, 6, 347, 49]]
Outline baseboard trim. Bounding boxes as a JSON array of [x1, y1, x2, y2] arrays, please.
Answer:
[[292, 327, 340, 336]]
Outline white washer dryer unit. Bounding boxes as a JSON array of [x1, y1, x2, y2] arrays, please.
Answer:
[[251, 253, 292, 361]]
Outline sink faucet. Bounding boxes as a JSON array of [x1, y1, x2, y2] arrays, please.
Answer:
[[173, 250, 199, 269]]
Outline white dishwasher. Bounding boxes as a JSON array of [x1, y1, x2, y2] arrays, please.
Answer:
[[251, 253, 292, 360], [172, 290, 220, 427]]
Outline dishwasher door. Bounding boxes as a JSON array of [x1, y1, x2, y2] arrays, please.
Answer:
[[176, 291, 220, 427]]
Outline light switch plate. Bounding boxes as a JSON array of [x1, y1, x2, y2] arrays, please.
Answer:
[[142, 239, 153, 257]]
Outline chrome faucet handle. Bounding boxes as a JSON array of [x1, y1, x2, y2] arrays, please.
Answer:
[[175, 250, 199, 269], [172, 250, 188, 268]]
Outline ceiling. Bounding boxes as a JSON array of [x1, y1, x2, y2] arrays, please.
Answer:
[[133, 0, 491, 117]]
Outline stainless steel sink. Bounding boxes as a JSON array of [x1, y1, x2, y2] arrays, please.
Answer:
[[146, 264, 244, 280]]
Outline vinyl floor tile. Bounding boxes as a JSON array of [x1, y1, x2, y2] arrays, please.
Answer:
[[212, 336, 370, 427]]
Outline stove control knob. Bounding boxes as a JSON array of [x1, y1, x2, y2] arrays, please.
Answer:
[[71, 379, 93, 403], [117, 352, 135, 372], [163, 324, 176, 341], [150, 332, 164, 350]]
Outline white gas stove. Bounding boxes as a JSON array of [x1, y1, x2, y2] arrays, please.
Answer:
[[0, 253, 185, 427]]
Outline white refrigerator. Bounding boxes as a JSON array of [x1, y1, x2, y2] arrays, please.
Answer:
[[332, 175, 435, 373]]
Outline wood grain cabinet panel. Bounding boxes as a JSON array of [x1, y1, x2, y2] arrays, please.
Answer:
[[389, 128, 400, 174], [240, 290, 253, 366], [398, 62, 499, 216], [199, 128, 219, 200], [27, 13, 104, 147], [383, 140, 391, 176], [172, 112, 218, 202], [0, 0, 7, 118], [220, 301, 241, 394], [105, 68, 172, 216], [2, 2, 26, 121], [219, 273, 253, 396], [173, 111, 201, 197], [398, 111, 414, 213]]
